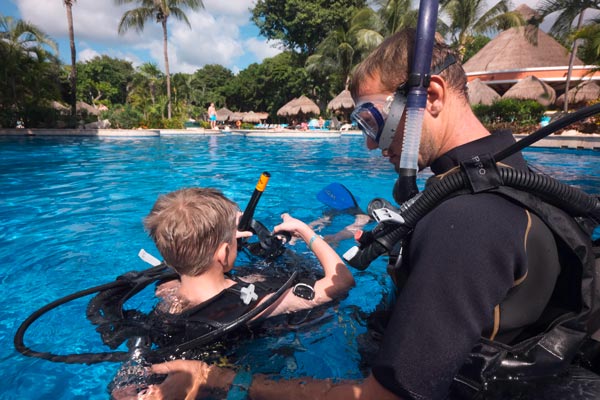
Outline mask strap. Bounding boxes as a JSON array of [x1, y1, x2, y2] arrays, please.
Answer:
[[378, 85, 407, 150], [431, 54, 456, 75]]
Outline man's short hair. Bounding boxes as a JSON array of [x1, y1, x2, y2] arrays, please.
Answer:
[[144, 187, 238, 277], [350, 28, 467, 100]]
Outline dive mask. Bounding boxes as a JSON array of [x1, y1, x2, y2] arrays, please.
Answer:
[[351, 86, 407, 150], [351, 54, 458, 150]]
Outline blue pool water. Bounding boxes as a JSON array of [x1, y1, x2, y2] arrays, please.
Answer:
[[0, 135, 598, 399]]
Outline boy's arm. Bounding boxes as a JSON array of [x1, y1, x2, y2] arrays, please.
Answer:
[[272, 213, 355, 306]]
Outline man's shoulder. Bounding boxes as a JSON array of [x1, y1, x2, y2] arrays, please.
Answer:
[[415, 192, 529, 240]]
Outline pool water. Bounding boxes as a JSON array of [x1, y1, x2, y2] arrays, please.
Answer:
[[0, 135, 598, 399]]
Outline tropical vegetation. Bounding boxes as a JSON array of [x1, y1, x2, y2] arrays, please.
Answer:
[[1, 0, 599, 130]]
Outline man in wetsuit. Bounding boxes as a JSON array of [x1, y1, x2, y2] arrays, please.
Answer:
[[139, 29, 598, 400]]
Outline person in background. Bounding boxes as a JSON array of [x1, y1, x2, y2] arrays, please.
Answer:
[[318, 116, 325, 129], [138, 28, 599, 400], [208, 103, 217, 129]]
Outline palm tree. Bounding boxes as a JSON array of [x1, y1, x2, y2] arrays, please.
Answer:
[[378, 0, 419, 34], [128, 62, 165, 120], [538, 0, 600, 112], [440, 0, 524, 59], [63, 0, 78, 122], [0, 15, 57, 56], [306, 7, 385, 95], [573, 18, 600, 66], [0, 16, 58, 110], [115, 0, 204, 119]]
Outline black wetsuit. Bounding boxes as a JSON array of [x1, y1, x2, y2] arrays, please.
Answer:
[[370, 131, 572, 399]]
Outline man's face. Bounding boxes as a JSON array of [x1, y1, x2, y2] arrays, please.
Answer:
[[353, 74, 407, 172]]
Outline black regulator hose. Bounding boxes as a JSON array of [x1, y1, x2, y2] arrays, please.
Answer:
[[14, 264, 172, 364], [345, 167, 600, 270], [495, 103, 600, 162], [14, 279, 134, 363]]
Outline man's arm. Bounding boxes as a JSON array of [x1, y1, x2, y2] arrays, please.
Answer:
[[142, 360, 402, 400]]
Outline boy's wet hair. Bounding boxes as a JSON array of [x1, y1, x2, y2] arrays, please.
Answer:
[[144, 187, 238, 276]]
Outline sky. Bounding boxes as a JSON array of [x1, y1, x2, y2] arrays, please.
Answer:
[[0, 0, 283, 74], [1, 0, 559, 76]]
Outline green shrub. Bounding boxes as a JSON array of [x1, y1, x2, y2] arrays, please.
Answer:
[[161, 118, 184, 129], [473, 98, 546, 131], [103, 104, 142, 129]]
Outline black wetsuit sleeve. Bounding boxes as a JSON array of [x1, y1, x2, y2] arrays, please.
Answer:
[[371, 194, 529, 399]]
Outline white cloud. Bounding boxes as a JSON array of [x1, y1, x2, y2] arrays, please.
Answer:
[[14, 0, 280, 73], [244, 37, 282, 61], [204, 0, 255, 18], [78, 47, 100, 62]]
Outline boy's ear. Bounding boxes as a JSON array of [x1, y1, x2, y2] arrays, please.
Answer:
[[214, 242, 230, 270]]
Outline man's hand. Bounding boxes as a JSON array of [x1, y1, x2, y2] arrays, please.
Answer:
[[139, 360, 207, 400]]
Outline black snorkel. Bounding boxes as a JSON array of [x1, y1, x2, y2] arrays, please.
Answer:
[[391, 0, 439, 204], [237, 171, 291, 259]]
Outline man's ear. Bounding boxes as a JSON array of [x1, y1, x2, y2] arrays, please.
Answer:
[[214, 242, 230, 270], [427, 75, 445, 117]]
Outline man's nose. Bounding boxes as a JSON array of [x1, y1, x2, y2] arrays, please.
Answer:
[[366, 136, 378, 150]]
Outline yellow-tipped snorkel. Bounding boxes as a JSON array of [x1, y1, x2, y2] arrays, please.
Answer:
[[238, 171, 271, 234]]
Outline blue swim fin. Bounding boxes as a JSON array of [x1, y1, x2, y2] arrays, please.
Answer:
[[316, 183, 360, 211]]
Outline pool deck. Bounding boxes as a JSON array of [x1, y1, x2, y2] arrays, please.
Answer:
[[514, 130, 600, 150], [1, 128, 598, 149]]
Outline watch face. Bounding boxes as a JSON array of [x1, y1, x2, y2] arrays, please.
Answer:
[[293, 283, 315, 300]]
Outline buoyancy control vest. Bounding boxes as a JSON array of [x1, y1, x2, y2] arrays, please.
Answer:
[[149, 277, 284, 348], [86, 267, 298, 364], [409, 157, 600, 397], [447, 184, 600, 397]]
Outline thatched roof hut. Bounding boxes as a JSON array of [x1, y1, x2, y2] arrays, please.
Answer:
[[467, 79, 500, 105], [463, 27, 581, 74], [76, 101, 100, 116], [50, 101, 69, 113], [277, 95, 320, 117], [502, 75, 556, 106], [254, 111, 270, 120], [216, 107, 233, 121], [462, 8, 593, 94], [242, 111, 262, 123], [327, 90, 355, 111], [230, 111, 246, 122], [555, 81, 600, 108], [277, 98, 297, 117]]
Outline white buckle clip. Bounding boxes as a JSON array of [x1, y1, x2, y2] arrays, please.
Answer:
[[240, 284, 258, 304]]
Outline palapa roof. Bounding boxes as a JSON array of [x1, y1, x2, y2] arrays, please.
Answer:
[[230, 111, 246, 121], [242, 111, 262, 123], [216, 107, 233, 121], [76, 101, 100, 115], [502, 75, 556, 106], [463, 27, 583, 74], [514, 4, 541, 24], [50, 101, 69, 112], [467, 79, 500, 105], [555, 81, 600, 107], [327, 89, 355, 111], [277, 95, 320, 117]]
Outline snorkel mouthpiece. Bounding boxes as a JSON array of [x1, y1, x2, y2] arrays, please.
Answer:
[[394, 170, 419, 204]]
